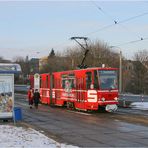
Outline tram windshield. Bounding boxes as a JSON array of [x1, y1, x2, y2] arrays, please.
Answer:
[[98, 70, 118, 90]]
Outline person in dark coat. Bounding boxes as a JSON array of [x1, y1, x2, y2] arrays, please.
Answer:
[[33, 89, 40, 109]]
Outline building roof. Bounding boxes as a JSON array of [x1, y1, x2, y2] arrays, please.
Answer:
[[0, 63, 22, 74]]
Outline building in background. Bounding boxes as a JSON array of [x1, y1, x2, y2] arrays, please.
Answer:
[[122, 60, 134, 92], [30, 58, 39, 74], [39, 56, 48, 72]]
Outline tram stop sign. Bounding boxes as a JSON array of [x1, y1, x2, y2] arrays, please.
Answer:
[[34, 73, 40, 92]]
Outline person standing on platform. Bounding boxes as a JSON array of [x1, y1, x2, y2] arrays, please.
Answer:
[[33, 89, 40, 109], [27, 87, 34, 109]]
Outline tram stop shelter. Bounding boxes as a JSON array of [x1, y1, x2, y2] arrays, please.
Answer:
[[0, 63, 21, 121]]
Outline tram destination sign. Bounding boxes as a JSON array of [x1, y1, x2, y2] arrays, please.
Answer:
[[99, 70, 116, 74]]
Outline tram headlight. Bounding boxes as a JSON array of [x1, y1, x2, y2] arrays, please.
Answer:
[[101, 97, 105, 102], [114, 97, 118, 101]]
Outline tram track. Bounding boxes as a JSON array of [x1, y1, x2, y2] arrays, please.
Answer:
[[110, 114, 148, 127], [113, 109, 148, 126], [15, 93, 148, 127]]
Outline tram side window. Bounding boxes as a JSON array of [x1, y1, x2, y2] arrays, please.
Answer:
[[70, 79, 75, 89], [46, 76, 48, 88], [62, 79, 66, 88], [52, 75, 54, 88], [62, 79, 75, 89], [94, 70, 99, 89], [86, 72, 92, 89]]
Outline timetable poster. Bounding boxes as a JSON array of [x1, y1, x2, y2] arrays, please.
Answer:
[[0, 74, 14, 118]]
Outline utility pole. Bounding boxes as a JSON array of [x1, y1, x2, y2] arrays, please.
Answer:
[[119, 50, 122, 94]]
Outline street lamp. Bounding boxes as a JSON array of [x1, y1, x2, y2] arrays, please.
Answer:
[[110, 46, 122, 94], [119, 50, 122, 94]]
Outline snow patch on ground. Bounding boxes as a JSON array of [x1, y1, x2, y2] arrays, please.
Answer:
[[0, 125, 78, 148], [130, 102, 148, 110]]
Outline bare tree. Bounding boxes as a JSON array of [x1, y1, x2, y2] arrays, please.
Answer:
[[125, 50, 148, 94], [13, 56, 30, 84], [0, 56, 11, 63], [64, 40, 119, 69]]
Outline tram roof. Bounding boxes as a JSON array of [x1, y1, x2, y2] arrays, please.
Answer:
[[53, 67, 118, 74]]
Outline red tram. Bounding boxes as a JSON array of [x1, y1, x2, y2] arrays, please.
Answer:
[[30, 67, 119, 112]]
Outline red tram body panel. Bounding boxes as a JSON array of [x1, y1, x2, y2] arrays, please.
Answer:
[[30, 67, 119, 112], [40, 73, 50, 104]]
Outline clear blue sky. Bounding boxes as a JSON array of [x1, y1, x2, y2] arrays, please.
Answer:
[[0, 1, 148, 60]]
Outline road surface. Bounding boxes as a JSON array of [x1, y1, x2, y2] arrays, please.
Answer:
[[14, 93, 148, 147]]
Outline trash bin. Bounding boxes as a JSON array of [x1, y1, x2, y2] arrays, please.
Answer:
[[13, 107, 22, 121]]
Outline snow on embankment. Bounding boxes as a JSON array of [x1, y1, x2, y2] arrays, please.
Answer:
[[130, 102, 148, 110], [0, 125, 78, 148]]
